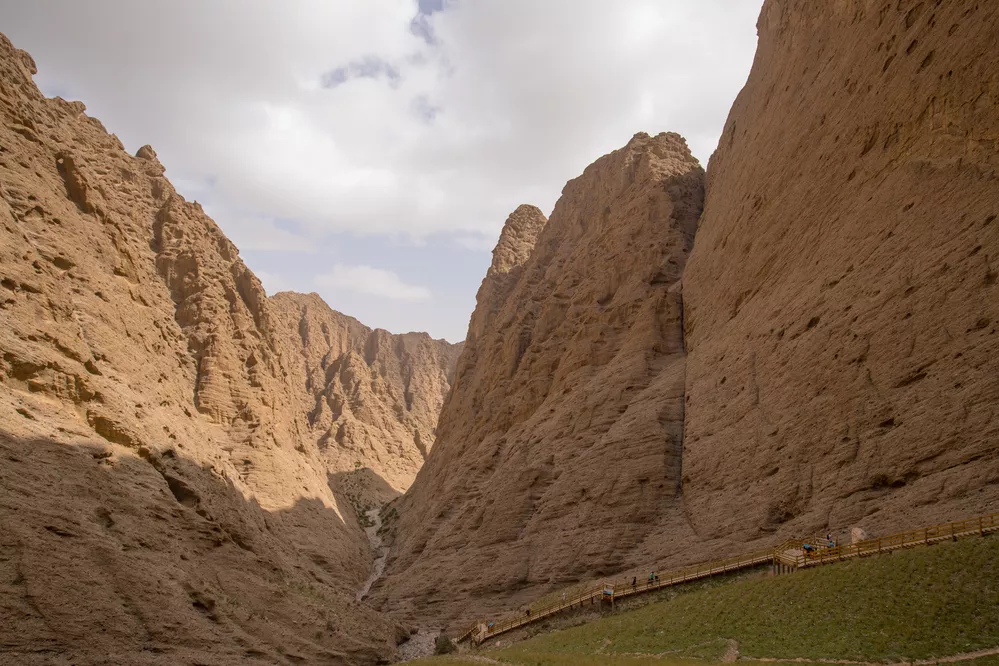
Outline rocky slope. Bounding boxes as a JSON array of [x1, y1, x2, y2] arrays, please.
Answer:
[[374, 133, 709, 626], [681, 0, 999, 541], [379, 0, 999, 630], [0, 33, 456, 665]]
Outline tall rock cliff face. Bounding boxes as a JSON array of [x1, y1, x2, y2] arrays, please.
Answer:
[[682, 0, 999, 542], [379, 0, 999, 629], [375, 133, 707, 625], [0, 33, 456, 665]]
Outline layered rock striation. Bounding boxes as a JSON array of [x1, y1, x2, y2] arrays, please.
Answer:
[[375, 133, 708, 625], [0, 33, 456, 665]]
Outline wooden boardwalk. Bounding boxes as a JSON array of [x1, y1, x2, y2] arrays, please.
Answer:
[[457, 511, 998, 644]]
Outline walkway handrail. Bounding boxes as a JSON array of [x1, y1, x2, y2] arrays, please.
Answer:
[[787, 512, 999, 568], [458, 510, 997, 644], [470, 546, 774, 643]]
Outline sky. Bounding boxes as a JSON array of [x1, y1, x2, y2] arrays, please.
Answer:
[[0, 0, 764, 342]]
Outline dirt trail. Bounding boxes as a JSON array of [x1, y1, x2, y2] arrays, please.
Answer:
[[357, 508, 388, 601]]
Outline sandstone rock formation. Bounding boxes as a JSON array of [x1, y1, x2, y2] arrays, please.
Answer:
[[0, 32, 456, 665], [375, 133, 708, 626], [270, 291, 461, 508], [6, 0, 999, 654], [379, 0, 999, 630], [682, 0, 999, 542]]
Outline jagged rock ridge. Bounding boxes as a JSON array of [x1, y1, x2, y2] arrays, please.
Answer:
[[270, 292, 462, 503], [374, 132, 708, 626], [0, 32, 457, 665]]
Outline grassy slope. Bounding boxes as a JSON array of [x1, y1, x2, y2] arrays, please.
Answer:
[[407, 536, 999, 665]]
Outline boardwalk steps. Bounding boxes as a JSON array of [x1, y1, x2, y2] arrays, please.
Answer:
[[457, 511, 998, 645]]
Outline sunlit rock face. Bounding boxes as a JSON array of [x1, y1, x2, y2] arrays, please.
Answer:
[[269, 292, 462, 497], [0, 32, 456, 665]]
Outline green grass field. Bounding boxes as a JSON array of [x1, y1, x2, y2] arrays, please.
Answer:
[[405, 535, 999, 665]]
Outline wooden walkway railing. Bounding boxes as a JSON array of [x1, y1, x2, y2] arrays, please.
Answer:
[[457, 511, 998, 645], [777, 512, 998, 569], [462, 547, 775, 643]]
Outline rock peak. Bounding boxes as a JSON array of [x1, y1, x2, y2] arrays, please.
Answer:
[[135, 144, 159, 161], [488, 204, 547, 275], [378, 132, 706, 624]]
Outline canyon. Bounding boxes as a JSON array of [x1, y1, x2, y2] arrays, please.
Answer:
[[1, 0, 998, 663]]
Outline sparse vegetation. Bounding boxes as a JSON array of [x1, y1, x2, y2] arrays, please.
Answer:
[[410, 536, 999, 665]]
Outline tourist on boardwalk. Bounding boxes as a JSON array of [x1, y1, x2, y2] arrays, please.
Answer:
[[632, 576, 637, 587]]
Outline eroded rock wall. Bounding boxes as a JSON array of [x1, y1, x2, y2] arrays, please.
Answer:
[[270, 292, 461, 505], [375, 133, 708, 627], [682, 0, 999, 541], [0, 32, 455, 665], [380, 0, 999, 630]]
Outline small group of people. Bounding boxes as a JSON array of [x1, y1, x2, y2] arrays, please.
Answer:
[[802, 532, 837, 558], [629, 571, 659, 587]]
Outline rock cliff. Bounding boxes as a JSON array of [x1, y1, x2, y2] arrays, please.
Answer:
[[5, 0, 999, 654], [375, 133, 708, 625], [682, 0, 999, 542], [270, 292, 461, 507], [0, 32, 457, 665], [379, 0, 999, 629]]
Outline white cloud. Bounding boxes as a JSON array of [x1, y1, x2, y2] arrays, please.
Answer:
[[0, 0, 763, 241], [453, 233, 499, 253], [0, 0, 764, 339], [254, 270, 290, 296], [316, 264, 431, 302]]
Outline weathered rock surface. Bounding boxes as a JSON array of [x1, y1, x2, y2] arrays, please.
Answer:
[[0, 32, 456, 665], [375, 133, 708, 626], [270, 291, 462, 507], [379, 0, 999, 630], [682, 0, 999, 543]]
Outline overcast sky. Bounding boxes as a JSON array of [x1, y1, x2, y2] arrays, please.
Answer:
[[0, 1, 763, 342]]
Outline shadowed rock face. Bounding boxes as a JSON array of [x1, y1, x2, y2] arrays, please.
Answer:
[[375, 132, 706, 626], [682, 0, 999, 542], [0, 32, 456, 665]]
